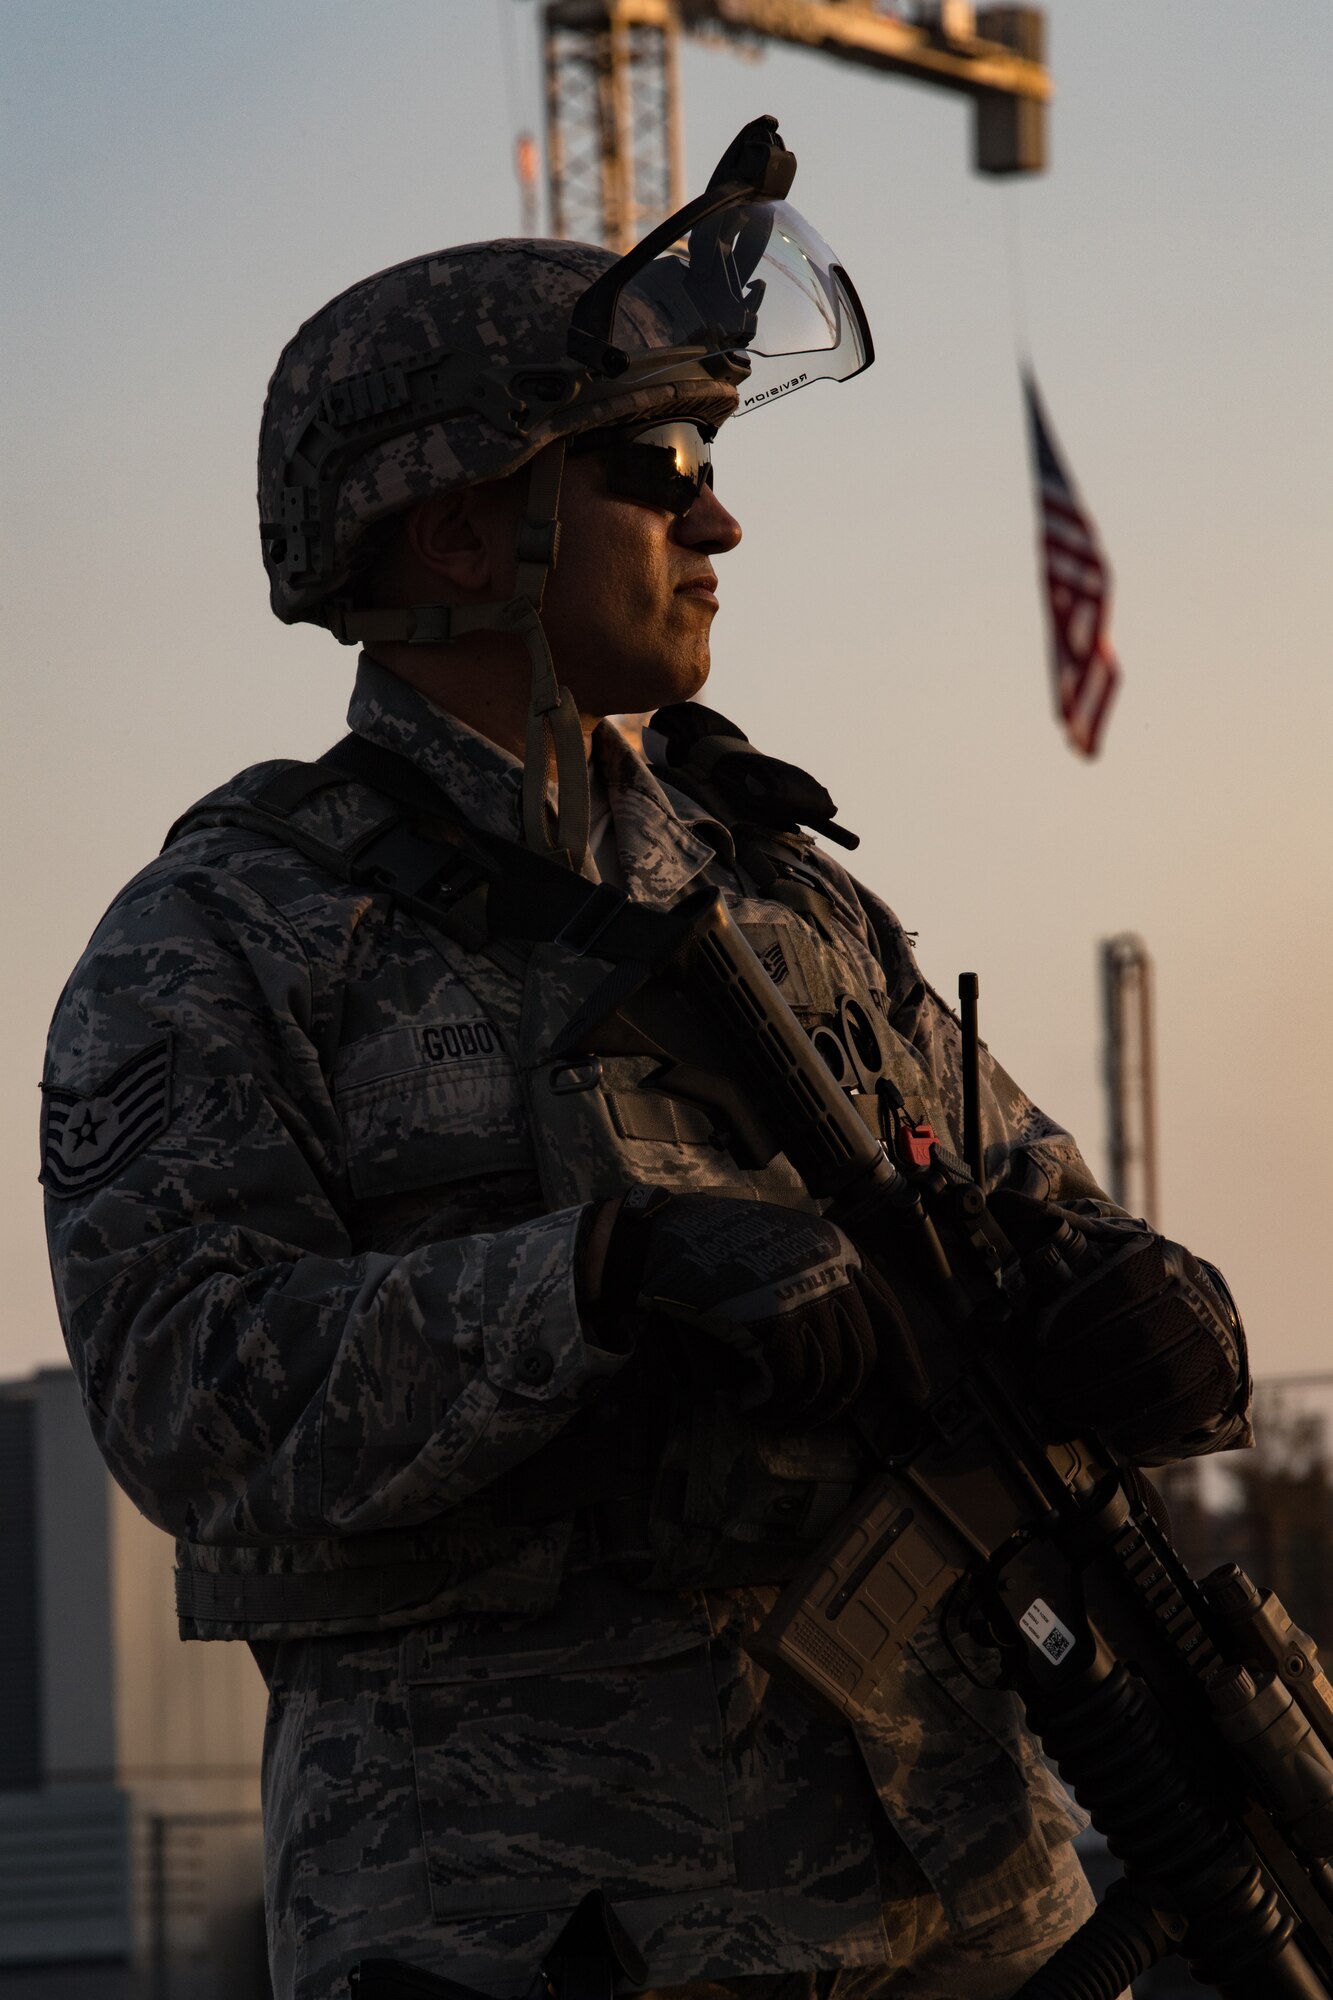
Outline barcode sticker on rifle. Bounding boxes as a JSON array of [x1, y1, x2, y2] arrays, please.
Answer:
[[1020, 1597, 1077, 1665]]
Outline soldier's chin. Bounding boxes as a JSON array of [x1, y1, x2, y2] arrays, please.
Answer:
[[595, 652, 709, 720]]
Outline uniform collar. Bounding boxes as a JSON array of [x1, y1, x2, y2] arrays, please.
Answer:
[[348, 654, 727, 904], [348, 654, 526, 846], [591, 717, 732, 903]]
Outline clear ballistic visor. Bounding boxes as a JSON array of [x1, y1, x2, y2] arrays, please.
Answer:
[[610, 196, 873, 415]]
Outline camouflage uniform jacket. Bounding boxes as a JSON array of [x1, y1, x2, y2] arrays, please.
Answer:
[[42, 656, 1240, 1986]]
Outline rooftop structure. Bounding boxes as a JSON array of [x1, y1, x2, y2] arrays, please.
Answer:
[[0, 1367, 269, 1998]]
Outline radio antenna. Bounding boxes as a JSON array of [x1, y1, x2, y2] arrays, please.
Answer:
[[958, 972, 984, 1185]]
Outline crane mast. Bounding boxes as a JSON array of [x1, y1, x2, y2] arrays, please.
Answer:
[[544, 0, 684, 253], [542, 0, 1049, 252], [1101, 932, 1160, 1226]]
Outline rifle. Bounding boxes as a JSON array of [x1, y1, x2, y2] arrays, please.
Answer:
[[626, 886, 1333, 2000]]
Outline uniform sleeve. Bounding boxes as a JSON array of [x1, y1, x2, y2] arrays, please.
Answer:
[[42, 862, 623, 1547], [851, 877, 1251, 1460]]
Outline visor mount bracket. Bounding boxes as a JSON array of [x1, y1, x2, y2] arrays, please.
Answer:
[[566, 326, 629, 378], [562, 119, 871, 411]]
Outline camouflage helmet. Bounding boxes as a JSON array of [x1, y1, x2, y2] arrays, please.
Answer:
[[257, 116, 872, 631], [258, 236, 739, 627]]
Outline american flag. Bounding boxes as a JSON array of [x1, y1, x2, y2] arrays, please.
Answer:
[[1023, 369, 1121, 757]]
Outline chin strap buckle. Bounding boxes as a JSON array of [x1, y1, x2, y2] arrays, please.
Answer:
[[515, 516, 561, 568]]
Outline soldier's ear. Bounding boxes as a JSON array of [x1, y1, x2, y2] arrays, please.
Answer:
[[405, 491, 493, 594]]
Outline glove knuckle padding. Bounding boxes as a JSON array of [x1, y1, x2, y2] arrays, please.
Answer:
[[1037, 1233, 1244, 1454], [764, 1317, 824, 1401], [634, 1195, 877, 1427]]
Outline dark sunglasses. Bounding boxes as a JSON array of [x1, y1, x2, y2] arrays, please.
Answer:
[[572, 420, 716, 519]]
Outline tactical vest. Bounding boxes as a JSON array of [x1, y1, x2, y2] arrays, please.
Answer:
[[168, 731, 960, 1642], [165, 730, 1087, 1934]]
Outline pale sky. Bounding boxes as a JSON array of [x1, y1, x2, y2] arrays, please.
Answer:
[[4, 1, 1331, 1383]]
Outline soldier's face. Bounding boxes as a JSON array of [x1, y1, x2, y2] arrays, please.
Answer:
[[539, 445, 743, 715]]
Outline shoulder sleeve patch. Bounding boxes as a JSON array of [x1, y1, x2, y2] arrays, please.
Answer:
[[40, 1035, 174, 1199]]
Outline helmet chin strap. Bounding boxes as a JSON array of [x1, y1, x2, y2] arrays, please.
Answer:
[[329, 439, 591, 874], [511, 441, 591, 874]]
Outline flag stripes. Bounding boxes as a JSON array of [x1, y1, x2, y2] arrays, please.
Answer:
[[1023, 370, 1121, 756]]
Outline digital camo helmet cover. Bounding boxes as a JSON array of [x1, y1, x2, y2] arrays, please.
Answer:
[[258, 238, 740, 626]]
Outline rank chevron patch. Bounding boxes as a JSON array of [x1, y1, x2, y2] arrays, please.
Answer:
[[40, 1036, 173, 1198]]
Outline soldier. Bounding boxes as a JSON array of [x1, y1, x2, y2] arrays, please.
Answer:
[[42, 121, 1249, 2000]]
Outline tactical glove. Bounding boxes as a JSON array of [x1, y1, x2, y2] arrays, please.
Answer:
[[1012, 1207, 1249, 1460], [597, 1188, 902, 1429]]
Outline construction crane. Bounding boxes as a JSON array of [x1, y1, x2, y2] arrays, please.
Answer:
[[1101, 932, 1159, 1226], [540, 0, 1049, 252]]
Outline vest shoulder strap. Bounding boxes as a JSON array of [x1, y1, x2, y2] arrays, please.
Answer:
[[644, 702, 872, 944], [645, 701, 859, 851], [163, 736, 501, 917], [163, 736, 714, 995]]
